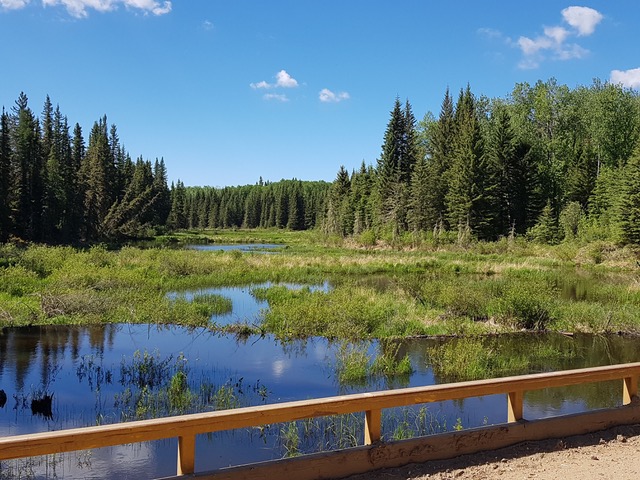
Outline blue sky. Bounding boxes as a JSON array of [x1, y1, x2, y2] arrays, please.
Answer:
[[1, 1, 639, 187]]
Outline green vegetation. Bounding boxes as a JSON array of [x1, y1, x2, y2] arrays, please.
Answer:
[[111, 349, 268, 420], [334, 342, 413, 385], [427, 334, 578, 381], [1, 230, 640, 338]]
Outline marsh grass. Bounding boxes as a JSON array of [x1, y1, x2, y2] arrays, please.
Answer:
[[427, 334, 578, 381], [334, 342, 414, 386], [2, 234, 640, 336], [111, 350, 269, 420]]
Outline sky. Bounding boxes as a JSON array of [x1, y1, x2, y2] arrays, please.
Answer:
[[1, 1, 639, 187]]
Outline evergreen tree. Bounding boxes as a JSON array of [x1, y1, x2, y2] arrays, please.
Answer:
[[287, 182, 305, 230], [445, 86, 486, 236], [68, 123, 86, 241], [167, 180, 187, 230], [617, 145, 640, 244], [407, 157, 431, 232], [0, 109, 10, 241], [325, 166, 351, 235], [11, 93, 44, 240], [152, 158, 171, 226], [420, 88, 455, 229], [79, 117, 113, 239]]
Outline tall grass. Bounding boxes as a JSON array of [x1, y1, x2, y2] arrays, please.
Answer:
[[1, 236, 640, 336], [427, 334, 578, 381]]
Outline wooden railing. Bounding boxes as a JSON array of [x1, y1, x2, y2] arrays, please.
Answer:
[[0, 362, 639, 479]]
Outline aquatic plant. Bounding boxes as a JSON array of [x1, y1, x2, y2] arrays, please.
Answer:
[[427, 335, 577, 382]]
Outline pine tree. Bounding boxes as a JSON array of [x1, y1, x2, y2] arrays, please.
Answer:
[[167, 180, 187, 230], [11, 93, 44, 240], [43, 105, 68, 241], [152, 158, 171, 226], [445, 86, 485, 236], [617, 145, 640, 244], [79, 117, 114, 239], [407, 157, 431, 232], [0, 108, 10, 241], [68, 123, 85, 241], [419, 88, 455, 230], [325, 166, 351, 235], [287, 182, 305, 230]]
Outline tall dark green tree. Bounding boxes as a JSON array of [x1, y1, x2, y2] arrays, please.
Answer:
[[0, 109, 10, 241], [167, 180, 187, 230], [445, 86, 487, 236], [11, 93, 44, 240], [617, 144, 640, 244], [419, 87, 456, 229], [79, 116, 113, 239]]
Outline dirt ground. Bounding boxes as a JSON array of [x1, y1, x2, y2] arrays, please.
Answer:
[[346, 424, 640, 480]]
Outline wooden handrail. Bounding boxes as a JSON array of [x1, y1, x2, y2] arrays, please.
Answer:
[[0, 362, 638, 476]]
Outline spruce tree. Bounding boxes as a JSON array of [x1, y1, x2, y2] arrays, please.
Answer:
[[445, 86, 485, 236], [79, 117, 114, 239], [421, 88, 455, 230], [0, 109, 10, 241], [617, 145, 640, 244]]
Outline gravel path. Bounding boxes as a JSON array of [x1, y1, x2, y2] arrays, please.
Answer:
[[345, 424, 640, 480]]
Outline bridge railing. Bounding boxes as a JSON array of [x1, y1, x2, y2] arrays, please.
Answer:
[[0, 362, 638, 478]]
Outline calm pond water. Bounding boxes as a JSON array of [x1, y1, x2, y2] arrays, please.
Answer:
[[186, 243, 283, 253], [1, 279, 640, 478], [168, 281, 331, 326]]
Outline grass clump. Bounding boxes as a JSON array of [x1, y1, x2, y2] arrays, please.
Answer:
[[427, 335, 577, 382], [334, 342, 414, 386]]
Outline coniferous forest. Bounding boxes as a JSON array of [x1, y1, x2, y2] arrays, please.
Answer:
[[2, 78, 640, 245]]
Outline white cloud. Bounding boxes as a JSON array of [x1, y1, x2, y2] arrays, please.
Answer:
[[515, 6, 602, 69], [319, 88, 350, 103], [517, 35, 553, 56], [263, 93, 289, 102], [561, 6, 603, 36], [543, 26, 569, 45], [275, 70, 298, 88], [250, 70, 299, 91], [611, 68, 640, 89], [202, 19, 213, 31], [250, 80, 270, 90], [3, 0, 171, 17], [0, 0, 30, 10]]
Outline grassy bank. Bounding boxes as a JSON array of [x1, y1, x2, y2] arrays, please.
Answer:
[[1, 230, 639, 337]]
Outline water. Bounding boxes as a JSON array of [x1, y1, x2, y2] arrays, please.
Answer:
[[186, 243, 283, 253], [168, 281, 331, 326], [2, 279, 640, 478]]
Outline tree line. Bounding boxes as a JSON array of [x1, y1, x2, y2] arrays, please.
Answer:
[[167, 179, 330, 231], [0, 93, 171, 243], [3, 79, 640, 246], [324, 79, 640, 244]]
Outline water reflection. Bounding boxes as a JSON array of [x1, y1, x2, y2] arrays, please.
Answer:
[[0, 325, 639, 478], [169, 281, 331, 326]]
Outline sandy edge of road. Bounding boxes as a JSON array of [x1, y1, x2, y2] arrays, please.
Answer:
[[345, 423, 640, 480]]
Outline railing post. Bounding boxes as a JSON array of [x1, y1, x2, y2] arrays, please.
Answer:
[[177, 434, 196, 475], [364, 409, 381, 445], [623, 375, 638, 405], [507, 390, 524, 422]]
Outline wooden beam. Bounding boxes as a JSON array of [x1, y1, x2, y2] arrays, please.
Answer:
[[507, 390, 524, 422], [1, 363, 639, 462], [624, 375, 638, 405], [177, 434, 196, 475], [364, 409, 381, 445], [169, 402, 640, 480]]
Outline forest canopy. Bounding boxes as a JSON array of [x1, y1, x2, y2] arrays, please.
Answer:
[[1, 78, 640, 245]]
